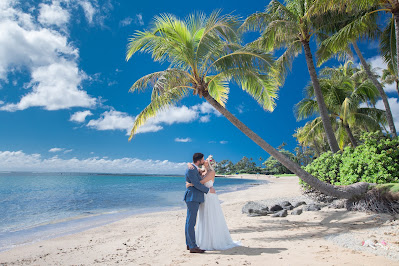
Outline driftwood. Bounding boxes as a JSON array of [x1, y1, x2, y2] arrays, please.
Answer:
[[303, 186, 399, 214], [348, 188, 399, 214]]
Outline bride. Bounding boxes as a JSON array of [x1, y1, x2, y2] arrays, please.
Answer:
[[186, 156, 240, 250]]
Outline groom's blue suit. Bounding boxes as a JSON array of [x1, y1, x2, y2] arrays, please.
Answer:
[[183, 164, 210, 249]]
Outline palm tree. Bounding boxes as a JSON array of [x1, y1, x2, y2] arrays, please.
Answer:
[[294, 119, 328, 156], [240, 0, 341, 153], [381, 18, 399, 96], [296, 61, 386, 149], [126, 12, 369, 199], [315, 0, 398, 137]]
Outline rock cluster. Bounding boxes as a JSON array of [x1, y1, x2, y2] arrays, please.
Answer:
[[242, 199, 346, 217]]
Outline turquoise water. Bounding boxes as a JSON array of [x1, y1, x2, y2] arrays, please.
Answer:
[[0, 172, 263, 251]]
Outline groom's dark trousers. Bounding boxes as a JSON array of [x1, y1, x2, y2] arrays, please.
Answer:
[[183, 165, 209, 249]]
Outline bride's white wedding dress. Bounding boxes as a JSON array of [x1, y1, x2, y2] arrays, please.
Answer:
[[195, 180, 240, 250]]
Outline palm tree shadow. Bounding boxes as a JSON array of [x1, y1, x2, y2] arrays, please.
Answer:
[[212, 246, 287, 256]]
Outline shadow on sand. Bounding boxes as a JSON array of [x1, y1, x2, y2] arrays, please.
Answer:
[[210, 246, 287, 256], [229, 209, 392, 242]]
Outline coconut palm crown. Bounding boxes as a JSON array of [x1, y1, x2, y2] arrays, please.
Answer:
[[240, 0, 342, 153], [126, 11, 278, 139], [295, 61, 386, 149]]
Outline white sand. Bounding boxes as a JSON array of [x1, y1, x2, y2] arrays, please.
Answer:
[[0, 175, 398, 265]]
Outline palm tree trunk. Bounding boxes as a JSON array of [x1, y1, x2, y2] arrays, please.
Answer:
[[352, 42, 397, 137], [302, 41, 340, 153], [204, 93, 369, 199], [343, 123, 357, 147], [396, 80, 399, 97], [394, 11, 399, 98]]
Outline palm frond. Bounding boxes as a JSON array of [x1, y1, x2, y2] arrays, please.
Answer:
[[205, 75, 230, 107], [380, 17, 397, 77], [129, 87, 189, 140], [295, 98, 319, 120], [129, 69, 191, 93]]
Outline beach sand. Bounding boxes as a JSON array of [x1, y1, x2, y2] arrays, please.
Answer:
[[1, 175, 398, 265]]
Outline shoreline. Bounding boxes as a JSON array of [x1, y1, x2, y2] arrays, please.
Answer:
[[1, 175, 397, 265], [0, 175, 264, 253]]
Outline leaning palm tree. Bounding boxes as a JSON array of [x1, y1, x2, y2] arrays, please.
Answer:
[[126, 11, 369, 199], [296, 62, 386, 149], [315, 0, 398, 137], [240, 0, 341, 153]]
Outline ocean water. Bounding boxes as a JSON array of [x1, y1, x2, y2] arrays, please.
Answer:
[[0, 172, 263, 251]]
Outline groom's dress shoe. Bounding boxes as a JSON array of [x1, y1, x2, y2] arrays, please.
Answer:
[[187, 245, 189, 250], [189, 247, 205, 253]]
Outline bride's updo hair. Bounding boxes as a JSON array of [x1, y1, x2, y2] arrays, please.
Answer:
[[193, 152, 204, 163]]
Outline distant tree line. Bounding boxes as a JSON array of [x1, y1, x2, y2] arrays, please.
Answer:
[[214, 142, 315, 175]]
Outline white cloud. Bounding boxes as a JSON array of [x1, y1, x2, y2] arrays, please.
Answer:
[[49, 147, 64, 152], [0, 1, 97, 111], [368, 56, 397, 93], [70, 110, 93, 123], [200, 115, 210, 123], [0, 100, 3, 105], [79, 1, 96, 24], [64, 149, 73, 153], [136, 13, 144, 26], [0, 150, 187, 174], [192, 102, 222, 117], [87, 110, 134, 134], [120, 17, 132, 27], [220, 141, 228, 144], [86, 102, 223, 135], [375, 97, 399, 132], [38, 2, 70, 28], [1, 61, 96, 111], [175, 137, 192, 143], [86, 106, 199, 135], [149, 105, 198, 125]]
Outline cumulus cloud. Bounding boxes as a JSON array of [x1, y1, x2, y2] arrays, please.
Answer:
[[192, 102, 222, 117], [175, 137, 192, 143], [70, 110, 93, 123], [0, 150, 187, 174], [1, 61, 96, 111], [64, 149, 73, 153], [220, 141, 228, 144], [38, 1, 70, 28], [85, 102, 223, 135], [49, 147, 64, 153], [368, 56, 397, 93], [87, 110, 134, 134], [375, 97, 399, 131], [0, 1, 97, 111]]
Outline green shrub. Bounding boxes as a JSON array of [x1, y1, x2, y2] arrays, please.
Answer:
[[303, 132, 399, 187], [303, 151, 342, 185]]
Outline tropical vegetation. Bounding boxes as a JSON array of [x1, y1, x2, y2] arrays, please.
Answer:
[[125, 1, 399, 203]]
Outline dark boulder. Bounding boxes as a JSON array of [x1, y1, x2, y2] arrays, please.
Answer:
[[270, 204, 283, 212], [271, 209, 288, 217]]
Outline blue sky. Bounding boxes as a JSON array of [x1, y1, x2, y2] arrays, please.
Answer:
[[0, 0, 398, 174]]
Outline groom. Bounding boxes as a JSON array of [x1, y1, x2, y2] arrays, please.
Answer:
[[184, 152, 215, 253]]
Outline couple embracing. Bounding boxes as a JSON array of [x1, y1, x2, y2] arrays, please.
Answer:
[[184, 153, 240, 253]]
